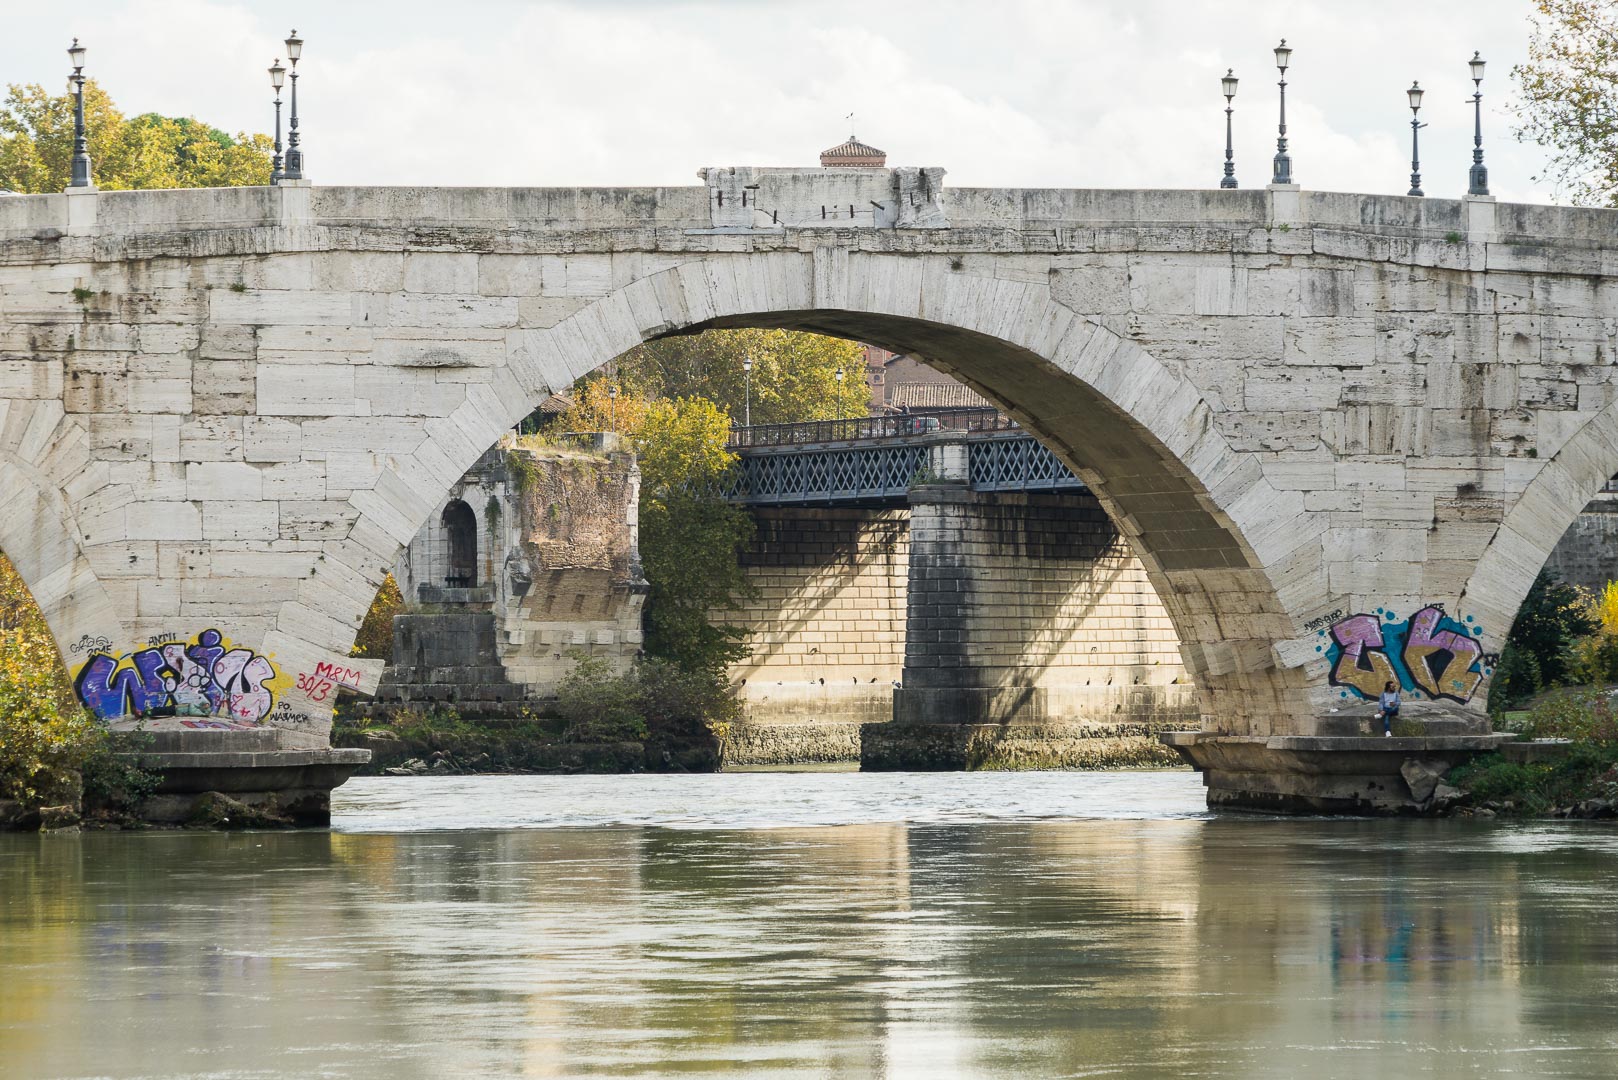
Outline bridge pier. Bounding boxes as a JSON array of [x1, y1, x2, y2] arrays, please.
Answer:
[[868, 482, 1196, 769]]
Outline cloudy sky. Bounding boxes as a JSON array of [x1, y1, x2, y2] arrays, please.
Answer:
[[0, 0, 1569, 203]]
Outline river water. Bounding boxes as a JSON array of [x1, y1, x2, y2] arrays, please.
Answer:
[[4, 769, 1618, 1079]]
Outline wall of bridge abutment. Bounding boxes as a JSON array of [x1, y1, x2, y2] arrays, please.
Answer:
[[725, 490, 1195, 767], [5, 179, 1618, 807]]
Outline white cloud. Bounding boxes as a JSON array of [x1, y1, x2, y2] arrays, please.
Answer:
[[0, 0, 1558, 203]]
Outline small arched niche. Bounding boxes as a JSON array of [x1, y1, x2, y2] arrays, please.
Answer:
[[441, 499, 478, 588]]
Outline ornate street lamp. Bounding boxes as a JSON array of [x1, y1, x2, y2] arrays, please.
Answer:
[[1467, 51, 1489, 196], [269, 59, 286, 184], [1406, 82, 1427, 197], [835, 366, 845, 421], [66, 38, 92, 188], [742, 356, 753, 428], [283, 30, 305, 180], [1271, 39, 1293, 186], [1220, 69, 1239, 189], [608, 382, 618, 432]]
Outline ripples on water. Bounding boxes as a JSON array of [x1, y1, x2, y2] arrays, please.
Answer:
[[3, 770, 1618, 1079]]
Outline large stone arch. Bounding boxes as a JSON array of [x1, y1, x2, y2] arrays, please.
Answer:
[[1466, 394, 1618, 649], [0, 408, 126, 667], [354, 251, 1312, 735]]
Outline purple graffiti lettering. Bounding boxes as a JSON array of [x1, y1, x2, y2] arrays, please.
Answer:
[[1405, 605, 1484, 703], [212, 650, 275, 724], [1328, 613, 1399, 699], [74, 629, 279, 724], [74, 649, 171, 720]]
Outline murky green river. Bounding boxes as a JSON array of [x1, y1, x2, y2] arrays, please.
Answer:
[[4, 770, 1618, 1078]]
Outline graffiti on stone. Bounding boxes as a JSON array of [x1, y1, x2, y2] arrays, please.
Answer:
[[1319, 606, 1492, 704], [68, 634, 113, 655], [72, 629, 283, 724]]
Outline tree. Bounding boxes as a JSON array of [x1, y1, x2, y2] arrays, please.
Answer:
[[1514, 0, 1618, 206], [634, 397, 755, 674], [0, 81, 271, 194], [1508, 570, 1597, 687], [351, 574, 403, 660], [612, 328, 870, 427], [551, 376, 654, 437]]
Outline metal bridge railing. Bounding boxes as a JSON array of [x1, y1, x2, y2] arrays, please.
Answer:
[[726, 435, 1085, 505], [725, 444, 928, 504], [968, 437, 1084, 493], [728, 408, 1017, 448]]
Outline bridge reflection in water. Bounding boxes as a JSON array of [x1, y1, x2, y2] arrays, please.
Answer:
[[2, 773, 1612, 1077]]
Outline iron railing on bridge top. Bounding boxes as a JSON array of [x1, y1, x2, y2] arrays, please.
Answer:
[[727, 407, 1017, 448]]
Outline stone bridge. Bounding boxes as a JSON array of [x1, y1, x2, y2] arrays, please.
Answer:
[[3, 167, 1615, 810]]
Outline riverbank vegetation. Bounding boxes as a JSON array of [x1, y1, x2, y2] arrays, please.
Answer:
[[0, 554, 156, 828], [1456, 572, 1618, 815]]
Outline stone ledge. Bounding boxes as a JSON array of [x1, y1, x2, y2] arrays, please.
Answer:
[[1161, 732, 1512, 814]]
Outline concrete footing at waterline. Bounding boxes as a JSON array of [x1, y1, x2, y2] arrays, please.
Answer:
[[3, 735, 370, 831], [1161, 731, 1518, 815], [124, 730, 368, 829]]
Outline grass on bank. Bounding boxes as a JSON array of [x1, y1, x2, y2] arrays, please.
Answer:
[[1450, 687, 1618, 814]]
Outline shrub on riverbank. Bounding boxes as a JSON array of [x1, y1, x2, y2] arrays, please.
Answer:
[[1449, 687, 1618, 815]]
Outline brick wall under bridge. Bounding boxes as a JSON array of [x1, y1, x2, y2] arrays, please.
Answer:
[[724, 486, 1196, 767]]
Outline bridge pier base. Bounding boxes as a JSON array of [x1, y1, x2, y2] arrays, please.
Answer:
[[862, 482, 1195, 769], [112, 731, 370, 827], [1163, 731, 1514, 814]]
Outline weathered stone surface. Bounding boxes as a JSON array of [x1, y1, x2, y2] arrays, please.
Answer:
[[2, 176, 1618, 763]]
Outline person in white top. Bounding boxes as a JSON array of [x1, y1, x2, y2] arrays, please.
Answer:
[[1375, 681, 1401, 737]]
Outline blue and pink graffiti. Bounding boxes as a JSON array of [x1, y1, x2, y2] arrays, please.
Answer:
[[72, 629, 279, 724], [1318, 605, 1495, 704]]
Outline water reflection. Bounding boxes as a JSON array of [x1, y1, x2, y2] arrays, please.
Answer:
[[2, 774, 1618, 1078]]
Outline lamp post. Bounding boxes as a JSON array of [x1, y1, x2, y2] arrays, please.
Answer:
[[1406, 82, 1427, 197], [742, 356, 753, 428], [66, 38, 92, 188], [283, 30, 304, 180], [835, 366, 845, 420], [1271, 39, 1293, 186], [1467, 51, 1489, 196], [269, 59, 286, 184], [608, 383, 618, 432], [1220, 69, 1239, 189]]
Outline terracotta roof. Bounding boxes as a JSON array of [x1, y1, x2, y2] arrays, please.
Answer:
[[820, 135, 887, 168], [888, 383, 991, 409], [537, 392, 575, 415]]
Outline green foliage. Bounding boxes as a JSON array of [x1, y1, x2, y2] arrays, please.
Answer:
[[1506, 570, 1595, 688], [1488, 643, 1542, 713], [0, 552, 161, 814], [351, 573, 403, 660], [80, 729, 161, 812], [554, 655, 738, 744], [635, 397, 755, 674], [1447, 744, 1618, 814], [0, 631, 96, 807], [1514, 0, 1618, 206], [633, 657, 741, 741], [0, 81, 272, 193], [555, 655, 650, 743], [609, 328, 869, 428], [1517, 686, 1618, 745]]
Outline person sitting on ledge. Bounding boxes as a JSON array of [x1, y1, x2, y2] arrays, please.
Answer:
[[1375, 681, 1401, 738]]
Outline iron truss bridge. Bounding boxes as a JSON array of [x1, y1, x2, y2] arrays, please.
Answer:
[[724, 431, 1086, 506]]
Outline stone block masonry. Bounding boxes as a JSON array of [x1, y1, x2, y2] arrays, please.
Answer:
[[727, 489, 1196, 765], [726, 507, 908, 762], [6, 176, 1618, 808], [361, 440, 644, 720], [1543, 492, 1618, 593]]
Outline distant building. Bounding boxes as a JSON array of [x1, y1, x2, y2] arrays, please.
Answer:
[[863, 344, 992, 415], [820, 134, 886, 168]]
